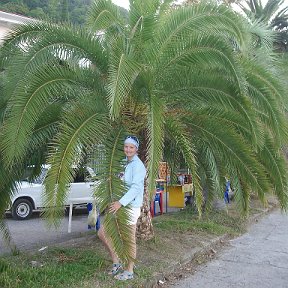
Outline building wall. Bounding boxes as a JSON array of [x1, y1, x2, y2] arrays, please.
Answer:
[[0, 11, 32, 44], [0, 25, 11, 44]]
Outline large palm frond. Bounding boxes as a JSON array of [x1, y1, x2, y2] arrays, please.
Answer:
[[1, 22, 107, 76], [154, 3, 248, 59], [1, 63, 94, 166], [43, 96, 109, 223], [107, 41, 141, 119], [258, 137, 288, 210], [186, 114, 271, 211], [196, 145, 222, 211], [145, 92, 165, 197], [236, 0, 288, 50], [87, 0, 126, 33], [165, 116, 203, 215], [94, 127, 134, 261]]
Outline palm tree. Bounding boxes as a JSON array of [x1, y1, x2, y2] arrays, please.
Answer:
[[1, 0, 288, 259], [236, 0, 288, 51]]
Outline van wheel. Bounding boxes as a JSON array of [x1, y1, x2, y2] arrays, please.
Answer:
[[12, 199, 33, 220]]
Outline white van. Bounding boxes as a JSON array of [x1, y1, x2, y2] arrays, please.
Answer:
[[8, 166, 98, 220]]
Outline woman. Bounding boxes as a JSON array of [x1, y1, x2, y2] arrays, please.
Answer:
[[98, 135, 146, 281]]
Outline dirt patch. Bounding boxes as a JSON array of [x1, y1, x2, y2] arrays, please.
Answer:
[[156, 236, 231, 287]]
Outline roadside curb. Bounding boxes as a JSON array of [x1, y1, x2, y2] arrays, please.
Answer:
[[144, 234, 227, 287]]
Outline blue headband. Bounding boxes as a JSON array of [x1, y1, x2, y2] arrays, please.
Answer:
[[124, 136, 139, 149]]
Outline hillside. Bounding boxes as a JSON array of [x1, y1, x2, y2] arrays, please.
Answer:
[[0, 0, 92, 25]]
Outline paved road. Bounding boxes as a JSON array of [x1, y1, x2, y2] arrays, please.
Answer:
[[0, 209, 94, 255], [172, 210, 288, 288], [0, 201, 170, 255]]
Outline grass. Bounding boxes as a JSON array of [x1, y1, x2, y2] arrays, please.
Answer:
[[0, 247, 106, 288], [0, 245, 155, 288], [153, 206, 246, 236]]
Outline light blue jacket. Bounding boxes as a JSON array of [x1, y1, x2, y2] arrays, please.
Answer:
[[119, 155, 146, 208]]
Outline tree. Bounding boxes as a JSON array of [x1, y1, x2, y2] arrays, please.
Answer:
[[1, 0, 288, 258], [61, 0, 69, 22], [0, 0, 91, 25], [28, 7, 46, 19], [0, 3, 29, 15], [236, 0, 288, 51]]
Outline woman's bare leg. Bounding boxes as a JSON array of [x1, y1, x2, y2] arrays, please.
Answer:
[[98, 224, 137, 273], [98, 226, 119, 263], [127, 224, 137, 273]]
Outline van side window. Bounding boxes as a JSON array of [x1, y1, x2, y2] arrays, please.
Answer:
[[73, 169, 85, 183], [72, 168, 92, 183]]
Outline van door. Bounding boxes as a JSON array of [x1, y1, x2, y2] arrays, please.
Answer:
[[67, 168, 94, 204]]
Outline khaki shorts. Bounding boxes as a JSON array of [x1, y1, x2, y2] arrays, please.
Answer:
[[127, 207, 141, 225]]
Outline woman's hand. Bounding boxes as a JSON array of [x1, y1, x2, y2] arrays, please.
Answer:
[[109, 201, 122, 214]]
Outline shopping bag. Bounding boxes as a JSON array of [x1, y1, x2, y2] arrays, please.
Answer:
[[87, 202, 97, 227]]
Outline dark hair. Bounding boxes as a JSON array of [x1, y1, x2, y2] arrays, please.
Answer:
[[125, 135, 140, 146]]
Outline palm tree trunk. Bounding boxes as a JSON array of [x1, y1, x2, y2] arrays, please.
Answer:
[[136, 184, 154, 240], [135, 130, 154, 240]]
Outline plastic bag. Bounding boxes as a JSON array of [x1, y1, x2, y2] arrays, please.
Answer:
[[87, 203, 97, 227]]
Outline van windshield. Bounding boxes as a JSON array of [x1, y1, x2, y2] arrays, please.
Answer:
[[33, 168, 48, 184], [21, 167, 48, 184]]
